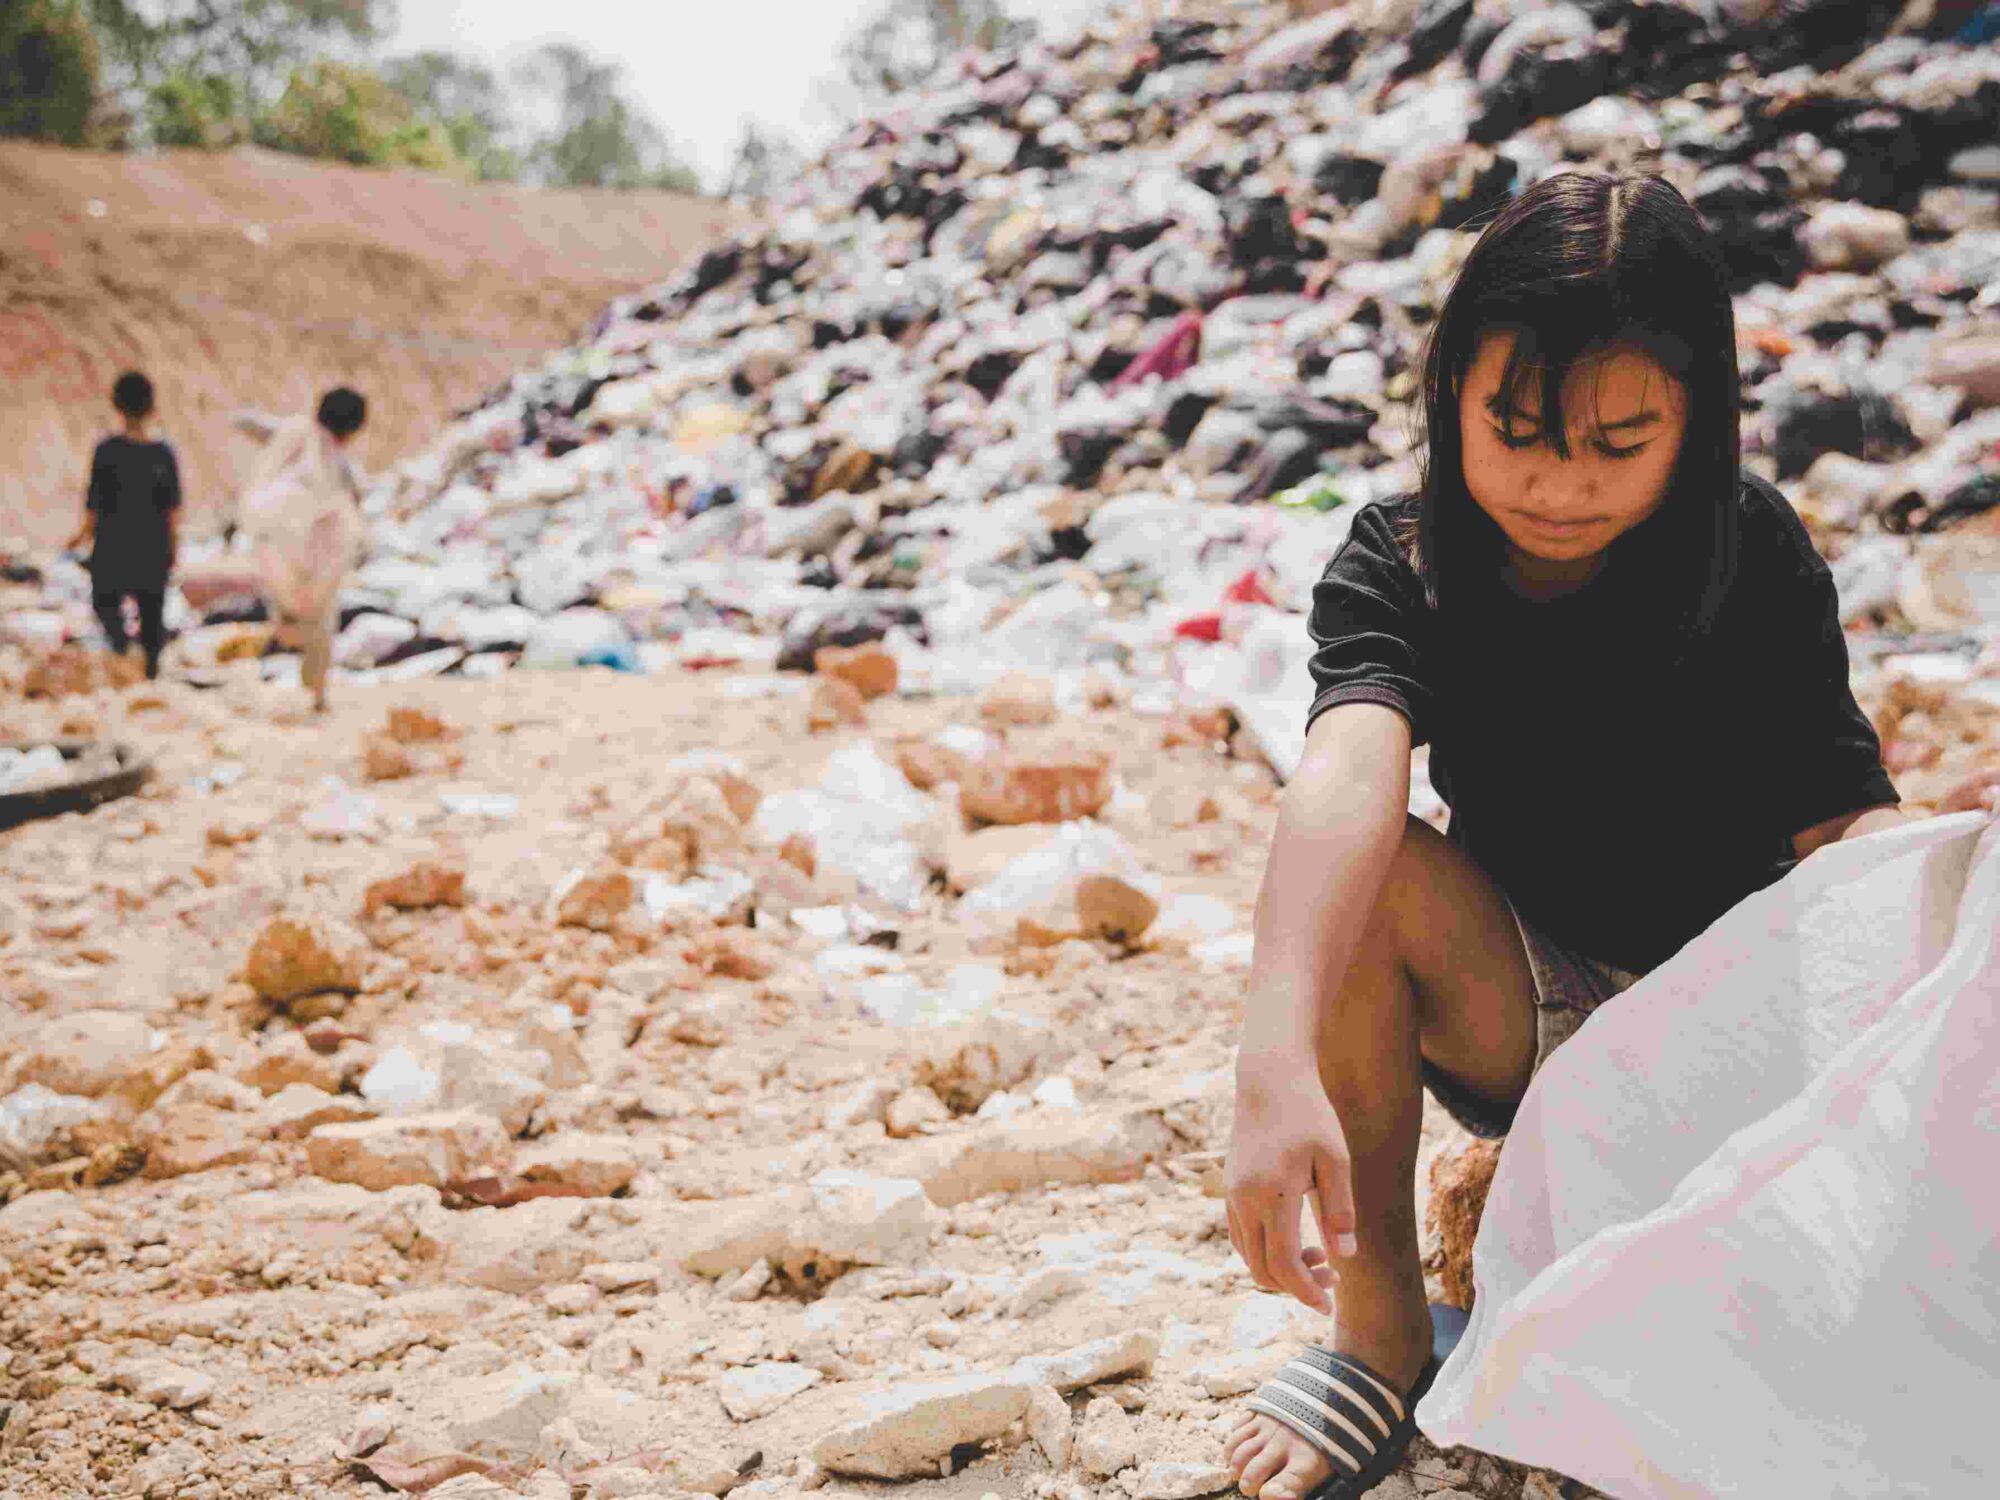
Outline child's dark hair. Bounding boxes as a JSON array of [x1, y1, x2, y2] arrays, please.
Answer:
[[1408, 172, 1741, 634], [318, 386, 367, 438], [112, 371, 155, 420]]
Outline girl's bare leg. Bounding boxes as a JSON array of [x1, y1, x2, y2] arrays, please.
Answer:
[[1227, 816, 1541, 1500]]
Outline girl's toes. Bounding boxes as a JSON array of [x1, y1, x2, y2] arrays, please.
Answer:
[[1237, 1437, 1289, 1497], [1262, 1445, 1330, 1500], [1223, 1418, 1266, 1467], [1225, 1425, 1265, 1475]]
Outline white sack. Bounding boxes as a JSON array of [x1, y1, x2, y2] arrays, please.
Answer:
[[1419, 812, 2000, 1498]]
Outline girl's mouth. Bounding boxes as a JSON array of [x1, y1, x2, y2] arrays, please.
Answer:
[[1515, 512, 1601, 535]]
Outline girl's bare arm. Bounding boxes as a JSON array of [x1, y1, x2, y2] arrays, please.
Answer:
[[1229, 703, 1412, 1309]]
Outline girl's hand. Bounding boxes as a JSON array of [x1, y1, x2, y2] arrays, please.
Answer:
[[1938, 765, 2000, 815], [1226, 1060, 1356, 1315]]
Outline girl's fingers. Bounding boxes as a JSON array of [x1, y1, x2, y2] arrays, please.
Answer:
[[1241, 1214, 1274, 1294], [1310, 1150, 1359, 1259], [1263, 1198, 1329, 1314]]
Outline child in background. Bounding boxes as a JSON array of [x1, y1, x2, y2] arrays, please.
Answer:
[[69, 371, 181, 680]]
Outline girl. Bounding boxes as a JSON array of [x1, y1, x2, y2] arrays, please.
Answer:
[[1221, 172, 2000, 1500], [68, 371, 182, 681]]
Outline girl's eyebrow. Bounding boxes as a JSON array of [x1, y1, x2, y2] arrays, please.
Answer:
[[1482, 393, 1661, 431]]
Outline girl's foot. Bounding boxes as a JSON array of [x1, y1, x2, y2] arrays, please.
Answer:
[[1224, 1260, 1433, 1499]]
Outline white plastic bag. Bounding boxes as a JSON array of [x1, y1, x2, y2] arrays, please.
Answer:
[[1419, 813, 2000, 1499]]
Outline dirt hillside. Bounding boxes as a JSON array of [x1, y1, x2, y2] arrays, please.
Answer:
[[0, 143, 734, 548]]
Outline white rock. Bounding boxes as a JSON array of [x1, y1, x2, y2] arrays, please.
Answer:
[[443, 1367, 579, 1458], [810, 1374, 1035, 1479], [1010, 1266, 1088, 1317], [726, 1258, 774, 1302], [261, 1083, 375, 1140], [1008, 1331, 1160, 1392], [717, 1362, 823, 1421], [1191, 1353, 1272, 1398], [1076, 1396, 1137, 1477], [113, 1359, 215, 1410], [822, 1079, 898, 1131], [6, 1011, 154, 1098], [580, 1262, 660, 1294], [1025, 1384, 1072, 1468], [1134, 1464, 1234, 1500], [1229, 1293, 1320, 1352], [440, 1042, 548, 1135], [305, 1110, 505, 1191], [806, 1169, 942, 1265]]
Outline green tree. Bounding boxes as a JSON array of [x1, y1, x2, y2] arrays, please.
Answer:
[[841, 0, 1031, 97], [86, 0, 391, 136], [257, 58, 458, 172], [383, 49, 517, 181], [0, 0, 103, 145], [145, 67, 242, 146], [518, 42, 700, 193]]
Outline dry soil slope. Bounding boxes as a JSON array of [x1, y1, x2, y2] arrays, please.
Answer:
[[0, 143, 736, 546]]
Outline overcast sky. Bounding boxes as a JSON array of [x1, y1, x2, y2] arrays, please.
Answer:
[[391, 0, 1107, 191]]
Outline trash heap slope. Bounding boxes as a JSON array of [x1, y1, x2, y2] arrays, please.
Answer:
[[321, 0, 2000, 753]]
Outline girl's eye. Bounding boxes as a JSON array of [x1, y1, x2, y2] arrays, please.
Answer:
[[1489, 422, 1649, 461]]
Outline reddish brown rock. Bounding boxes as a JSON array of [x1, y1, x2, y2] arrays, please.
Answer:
[[684, 928, 775, 982], [960, 751, 1112, 826], [808, 675, 868, 732], [978, 671, 1059, 727], [385, 706, 454, 743], [363, 861, 467, 914], [1075, 875, 1158, 945], [779, 833, 817, 878], [815, 643, 899, 700], [242, 918, 362, 1006], [892, 736, 969, 792], [362, 737, 416, 782], [612, 776, 747, 876], [556, 869, 634, 931], [140, 1105, 262, 1180], [1426, 1136, 1503, 1310]]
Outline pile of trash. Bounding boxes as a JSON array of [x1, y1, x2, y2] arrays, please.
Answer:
[[8, 0, 2000, 776]]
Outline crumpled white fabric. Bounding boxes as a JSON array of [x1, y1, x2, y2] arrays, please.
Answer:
[[1418, 811, 2000, 1499]]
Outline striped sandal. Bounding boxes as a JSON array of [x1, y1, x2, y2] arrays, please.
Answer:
[[1242, 1305, 1466, 1500]]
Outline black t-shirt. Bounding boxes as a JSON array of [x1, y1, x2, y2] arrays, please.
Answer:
[[86, 435, 181, 593], [1304, 472, 1897, 973]]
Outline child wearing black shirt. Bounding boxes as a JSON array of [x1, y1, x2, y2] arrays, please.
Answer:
[[1221, 172, 2000, 1500], [69, 371, 182, 680]]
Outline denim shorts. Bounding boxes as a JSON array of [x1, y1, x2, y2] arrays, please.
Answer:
[[1419, 902, 1647, 1140]]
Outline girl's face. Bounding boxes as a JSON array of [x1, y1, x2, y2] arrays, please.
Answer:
[[1458, 329, 1688, 570]]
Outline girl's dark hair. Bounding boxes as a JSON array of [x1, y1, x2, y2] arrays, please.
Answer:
[[112, 371, 155, 420], [1407, 171, 1741, 636], [318, 386, 367, 438]]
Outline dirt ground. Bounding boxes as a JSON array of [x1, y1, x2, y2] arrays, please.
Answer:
[[0, 144, 733, 550], [0, 659, 1628, 1500]]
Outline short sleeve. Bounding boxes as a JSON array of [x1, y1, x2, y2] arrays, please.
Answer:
[[1304, 505, 1433, 744], [86, 441, 111, 513], [159, 445, 183, 512], [1749, 485, 1899, 833]]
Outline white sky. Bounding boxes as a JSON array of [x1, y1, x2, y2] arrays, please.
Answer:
[[390, 0, 1108, 191]]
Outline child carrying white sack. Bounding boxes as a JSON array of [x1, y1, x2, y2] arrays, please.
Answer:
[[1419, 809, 2000, 1498]]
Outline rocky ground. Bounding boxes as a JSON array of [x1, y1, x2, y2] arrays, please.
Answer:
[[0, 654, 1662, 1500], [4, 653, 1993, 1500]]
